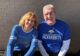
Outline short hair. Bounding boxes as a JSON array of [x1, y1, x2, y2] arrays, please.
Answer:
[[43, 4, 55, 12], [19, 12, 37, 29]]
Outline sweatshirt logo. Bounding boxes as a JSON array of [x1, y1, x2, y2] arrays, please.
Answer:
[[42, 34, 61, 40], [48, 30, 54, 33]]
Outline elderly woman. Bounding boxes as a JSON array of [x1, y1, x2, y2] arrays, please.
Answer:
[[7, 12, 38, 56]]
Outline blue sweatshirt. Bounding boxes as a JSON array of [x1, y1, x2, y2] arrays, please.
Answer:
[[7, 24, 37, 56], [38, 19, 71, 53]]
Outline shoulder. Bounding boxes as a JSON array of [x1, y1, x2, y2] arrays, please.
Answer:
[[56, 19, 69, 26], [12, 24, 21, 30], [32, 29, 38, 35], [56, 19, 70, 31], [39, 20, 46, 24], [11, 24, 21, 34], [56, 19, 67, 24], [38, 21, 46, 27], [33, 28, 37, 33], [32, 29, 38, 38], [13, 24, 20, 28]]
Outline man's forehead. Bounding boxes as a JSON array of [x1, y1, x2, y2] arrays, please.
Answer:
[[43, 8, 54, 13]]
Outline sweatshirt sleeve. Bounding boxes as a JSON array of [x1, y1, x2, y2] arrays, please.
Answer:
[[58, 23, 71, 56], [7, 25, 18, 56], [58, 39, 71, 56], [37, 24, 49, 56], [38, 40, 49, 56], [24, 31, 38, 56]]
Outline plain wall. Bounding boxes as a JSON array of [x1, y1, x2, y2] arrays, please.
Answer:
[[0, 0, 80, 53]]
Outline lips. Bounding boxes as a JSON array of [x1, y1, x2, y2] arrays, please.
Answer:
[[47, 18, 52, 21]]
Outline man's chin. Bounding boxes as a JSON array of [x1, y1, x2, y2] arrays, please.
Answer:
[[47, 21, 55, 25], [47, 20, 56, 25], [47, 23, 53, 25]]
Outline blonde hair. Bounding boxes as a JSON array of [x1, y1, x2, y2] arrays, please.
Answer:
[[19, 12, 37, 28]]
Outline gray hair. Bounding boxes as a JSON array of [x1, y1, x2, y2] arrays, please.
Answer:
[[43, 4, 54, 11]]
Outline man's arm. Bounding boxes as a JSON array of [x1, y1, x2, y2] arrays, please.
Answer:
[[58, 39, 71, 56], [38, 40, 49, 56]]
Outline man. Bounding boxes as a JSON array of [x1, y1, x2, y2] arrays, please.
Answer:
[[38, 4, 71, 56]]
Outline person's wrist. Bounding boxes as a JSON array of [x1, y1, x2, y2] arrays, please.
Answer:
[[44, 53, 49, 56], [58, 53, 65, 56], [46, 54, 49, 56]]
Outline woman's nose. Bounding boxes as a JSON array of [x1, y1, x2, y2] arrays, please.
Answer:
[[28, 20, 32, 23]]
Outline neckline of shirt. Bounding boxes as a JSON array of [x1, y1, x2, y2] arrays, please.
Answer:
[[21, 26, 33, 33]]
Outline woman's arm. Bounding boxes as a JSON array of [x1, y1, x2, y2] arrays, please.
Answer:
[[7, 36, 17, 56], [24, 35, 38, 56], [7, 25, 18, 56]]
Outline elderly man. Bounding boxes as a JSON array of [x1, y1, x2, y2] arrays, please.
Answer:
[[38, 4, 71, 56]]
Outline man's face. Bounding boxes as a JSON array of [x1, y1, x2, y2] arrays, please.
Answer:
[[43, 8, 56, 25]]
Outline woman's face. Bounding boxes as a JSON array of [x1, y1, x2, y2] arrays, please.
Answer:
[[24, 18, 35, 28]]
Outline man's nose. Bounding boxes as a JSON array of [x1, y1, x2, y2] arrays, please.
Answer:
[[47, 14, 51, 18]]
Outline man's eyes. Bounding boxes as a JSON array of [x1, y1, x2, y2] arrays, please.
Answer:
[[45, 12, 53, 15]]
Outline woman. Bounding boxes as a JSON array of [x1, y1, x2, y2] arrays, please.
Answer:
[[7, 12, 38, 56]]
